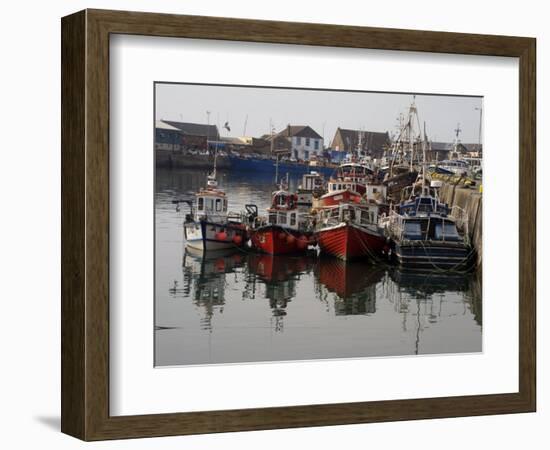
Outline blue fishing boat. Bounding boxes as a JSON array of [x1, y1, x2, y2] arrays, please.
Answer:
[[383, 123, 474, 271], [228, 154, 335, 177]]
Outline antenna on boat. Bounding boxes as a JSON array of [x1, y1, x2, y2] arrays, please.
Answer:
[[452, 123, 462, 160], [207, 137, 218, 188], [243, 114, 248, 136], [275, 154, 279, 186], [422, 122, 428, 197]]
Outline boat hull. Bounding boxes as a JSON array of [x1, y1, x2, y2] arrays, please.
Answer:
[[316, 223, 386, 261], [184, 220, 247, 251], [393, 242, 472, 270], [250, 225, 311, 255], [228, 155, 334, 177]]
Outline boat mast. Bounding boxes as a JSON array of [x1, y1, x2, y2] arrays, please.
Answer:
[[452, 123, 462, 160], [422, 122, 428, 197], [270, 119, 279, 185]]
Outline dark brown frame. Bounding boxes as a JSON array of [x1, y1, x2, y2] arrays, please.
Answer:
[[61, 9, 536, 441]]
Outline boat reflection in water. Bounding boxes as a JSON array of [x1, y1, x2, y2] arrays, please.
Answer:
[[245, 252, 316, 331], [156, 168, 481, 366], [314, 256, 385, 316], [177, 246, 246, 330], [386, 268, 482, 355]]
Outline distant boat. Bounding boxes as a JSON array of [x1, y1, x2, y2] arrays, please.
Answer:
[[436, 159, 472, 177], [228, 153, 334, 177]]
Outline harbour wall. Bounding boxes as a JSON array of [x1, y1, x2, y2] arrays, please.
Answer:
[[439, 182, 483, 268], [156, 149, 231, 170]]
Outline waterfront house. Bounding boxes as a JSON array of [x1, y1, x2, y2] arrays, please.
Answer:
[[331, 128, 390, 159], [221, 136, 272, 155], [428, 141, 483, 161], [158, 120, 220, 152], [155, 120, 184, 151], [272, 125, 324, 161]]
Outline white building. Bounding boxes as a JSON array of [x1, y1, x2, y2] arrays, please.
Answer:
[[274, 125, 324, 161]]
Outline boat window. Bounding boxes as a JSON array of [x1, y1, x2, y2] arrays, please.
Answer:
[[198, 197, 204, 210], [209, 199, 214, 211], [434, 222, 461, 241], [223, 199, 227, 210], [215, 198, 221, 211], [403, 222, 423, 240], [278, 212, 287, 225], [290, 213, 296, 226], [268, 213, 277, 225]]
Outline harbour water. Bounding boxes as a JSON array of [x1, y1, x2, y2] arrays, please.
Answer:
[[155, 168, 482, 366]]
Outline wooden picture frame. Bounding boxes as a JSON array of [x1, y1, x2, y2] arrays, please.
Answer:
[[61, 9, 536, 441]]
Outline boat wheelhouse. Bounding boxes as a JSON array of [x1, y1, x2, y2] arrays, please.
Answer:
[[296, 171, 325, 211], [318, 162, 373, 207], [384, 191, 472, 270], [183, 172, 248, 251], [315, 202, 387, 261], [250, 187, 314, 255]]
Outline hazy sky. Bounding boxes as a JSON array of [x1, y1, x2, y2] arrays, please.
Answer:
[[155, 83, 482, 144]]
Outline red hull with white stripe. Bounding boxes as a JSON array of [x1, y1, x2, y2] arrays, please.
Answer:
[[316, 222, 386, 261], [250, 225, 311, 255]]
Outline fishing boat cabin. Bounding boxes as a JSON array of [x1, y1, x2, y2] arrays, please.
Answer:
[[315, 201, 387, 260], [183, 174, 247, 251], [318, 163, 373, 207], [385, 193, 472, 270], [250, 187, 313, 255], [297, 171, 325, 211]]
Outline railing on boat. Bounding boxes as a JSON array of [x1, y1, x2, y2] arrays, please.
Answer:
[[386, 209, 469, 245], [318, 204, 378, 230]]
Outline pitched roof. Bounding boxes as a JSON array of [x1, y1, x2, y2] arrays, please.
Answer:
[[161, 120, 219, 140], [155, 120, 181, 131], [276, 125, 322, 140], [430, 142, 482, 153], [430, 141, 454, 152], [332, 128, 390, 150]]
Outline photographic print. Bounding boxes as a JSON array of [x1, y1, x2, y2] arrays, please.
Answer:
[[154, 83, 483, 367]]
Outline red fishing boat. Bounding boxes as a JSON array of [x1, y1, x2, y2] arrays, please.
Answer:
[[249, 186, 313, 255], [315, 202, 388, 261], [317, 162, 373, 207]]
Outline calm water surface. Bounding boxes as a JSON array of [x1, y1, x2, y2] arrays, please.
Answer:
[[155, 168, 482, 366]]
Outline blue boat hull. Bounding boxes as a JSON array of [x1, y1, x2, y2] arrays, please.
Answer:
[[393, 242, 473, 271], [228, 155, 334, 177]]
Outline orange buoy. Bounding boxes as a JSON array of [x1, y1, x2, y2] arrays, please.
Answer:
[[215, 258, 225, 272], [286, 234, 296, 245], [232, 235, 242, 245], [216, 231, 227, 241]]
